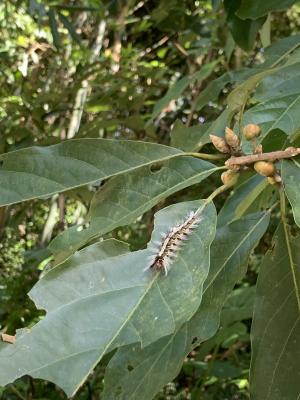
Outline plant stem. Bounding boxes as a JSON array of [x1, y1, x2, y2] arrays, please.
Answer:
[[206, 182, 235, 204], [184, 152, 227, 161], [226, 147, 300, 168], [194, 182, 236, 216], [9, 386, 27, 400]]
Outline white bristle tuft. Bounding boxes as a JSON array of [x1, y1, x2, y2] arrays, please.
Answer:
[[146, 208, 201, 276]]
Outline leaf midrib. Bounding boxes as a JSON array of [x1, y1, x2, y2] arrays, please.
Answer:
[[128, 325, 188, 400], [108, 214, 269, 400], [19, 272, 161, 397], [1, 151, 188, 207], [264, 94, 300, 135], [89, 166, 219, 235]]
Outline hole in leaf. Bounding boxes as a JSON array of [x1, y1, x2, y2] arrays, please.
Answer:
[[115, 386, 122, 395], [0, 160, 3, 167], [150, 162, 163, 173], [192, 337, 198, 344], [127, 365, 134, 371]]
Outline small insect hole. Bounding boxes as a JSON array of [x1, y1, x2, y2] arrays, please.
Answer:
[[150, 162, 164, 173], [192, 337, 198, 344], [0, 160, 3, 167], [127, 365, 134, 371], [115, 386, 123, 395]]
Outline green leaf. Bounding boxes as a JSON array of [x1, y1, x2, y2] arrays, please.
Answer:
[[150, 62, 218, 121], [237, 0, 297, 19], [170, 108, 234, 151], [221, 286, 255, 325], [195, 69, 260, 112], [254, 62, 300, 102], [48, 9, 60, 48], [196, 35, 300, 113], [227, 69, 272, 111], [241, 94, 300, 142], [58, 12, 82, 44], [282, 159, 300, 227], [49, 157, 219, 263], [194, 72, 233, 112], [188, 211, 269, 342], [52, 4, 104, 12], [260, 14, 271, 48], [250, 224, 300, 400], [195, 285, 255, 361], [261, 34, 300, 68], [217, 174, 270, 226], [210, 359, 243, 379], [0, 139, 182, 206], [0, 200, 216, 397], [225, 0, 265, 51], [196, 322, 248, 361], [227, 35, 300, 111], [103, 326, 190, 400], [170, 120, 211, 151], [102, 212, 270, 400]]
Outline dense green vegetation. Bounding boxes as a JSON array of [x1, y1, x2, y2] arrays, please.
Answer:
[[0, 1, 300, 399]]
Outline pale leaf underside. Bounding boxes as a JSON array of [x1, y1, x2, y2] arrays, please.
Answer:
[[102, 211, 271, 400], [0, 200, 216, 397]]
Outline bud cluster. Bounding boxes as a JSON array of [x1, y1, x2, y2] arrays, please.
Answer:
[[209, 123, 283, 187], [209, 126, 241, 186], [209, 126, 241, 155]]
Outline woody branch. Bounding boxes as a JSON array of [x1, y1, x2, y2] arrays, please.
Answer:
[[225, 147, 300, 168]]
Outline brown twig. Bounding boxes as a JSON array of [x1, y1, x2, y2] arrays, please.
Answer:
[[1, 333, 16, 344], [226, 147, 300, 168], [0, 206, 7, 238], [220, 341, 245, 360]]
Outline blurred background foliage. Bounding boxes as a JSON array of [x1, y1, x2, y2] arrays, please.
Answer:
[[0, 0, 299, 398]]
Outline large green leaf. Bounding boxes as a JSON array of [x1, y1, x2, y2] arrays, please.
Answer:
[[227, 69, 273, 111], [217, 174, 270, 226], [102, 211, 270, 400], [195, 285, 255, 361], [237, 0, 297, 19], [282, 159, 300, 227], [221, 286, 255, 326], [261, 34, 300, 68], [170, 108, 233, 151], [49, 157, 219, 263], [0, 200, 216, 397], [196, 35, 300, 113], [241, 94, 300, 143], [170, 120, 212, 151], [250, 224, 300, 400], [194, 69, 259, 112], [0, 139, 183, 206], [195, 72, 234, 112], [225, 0, 265, 51], [228, 35, 300, 112], [183, 211, 269, 344], [254, 62, 300, 102]]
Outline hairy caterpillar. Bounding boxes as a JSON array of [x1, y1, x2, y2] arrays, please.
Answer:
[[145, 210, 201, 276]]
